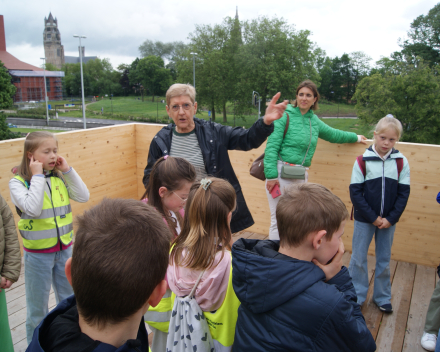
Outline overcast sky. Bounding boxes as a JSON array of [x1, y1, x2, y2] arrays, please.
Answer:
[[1, 0, 438, 70]]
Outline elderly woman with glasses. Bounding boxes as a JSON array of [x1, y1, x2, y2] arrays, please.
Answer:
[[143, 83, 288, 233]]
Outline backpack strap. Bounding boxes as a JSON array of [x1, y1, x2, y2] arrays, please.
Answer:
[[189, 270, 205, 299], [356, 155, 366, 178], [396, 158, 403, 179]]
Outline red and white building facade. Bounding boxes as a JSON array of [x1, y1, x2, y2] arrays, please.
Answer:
[[0, 15, 64, 103]]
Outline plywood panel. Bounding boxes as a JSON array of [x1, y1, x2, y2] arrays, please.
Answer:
[[0, 124, 138, 255], [375, 262, 416, 352], [402, 265, 436, 352], [229, 139, 440, 267], [3, 124, 440, 266]]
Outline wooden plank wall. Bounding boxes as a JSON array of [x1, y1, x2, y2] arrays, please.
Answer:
[[1, 124, 439, 267], [228, 139, 440, 267], [0, 124, 139, 252]]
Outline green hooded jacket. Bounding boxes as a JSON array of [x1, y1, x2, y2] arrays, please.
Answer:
[[263, 105, 358, 179]]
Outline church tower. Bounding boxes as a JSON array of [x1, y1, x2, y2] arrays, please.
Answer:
[[43, 13, 64, 69]]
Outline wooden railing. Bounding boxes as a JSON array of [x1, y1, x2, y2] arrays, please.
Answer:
[[1, 123, 439, 267]]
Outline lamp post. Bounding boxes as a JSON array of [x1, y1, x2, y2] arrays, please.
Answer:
[[252, 91, 261, 121], [190, 52, 197, 88], [40, 58, 50, 126], [73, 35, 87, 129]]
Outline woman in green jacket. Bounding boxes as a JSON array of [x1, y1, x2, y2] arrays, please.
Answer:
[[264, 80, 367, 240]]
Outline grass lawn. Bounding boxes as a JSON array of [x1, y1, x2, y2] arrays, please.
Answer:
[[322, 118, 374, 138], [316, 102, 357, 117], [9, 128, 68, 134]]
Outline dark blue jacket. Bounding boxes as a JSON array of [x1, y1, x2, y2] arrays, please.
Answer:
[[350, 146, 410, 225], [231, 239, 376, 352], [142, 117, 274, 233], [26, 295, 149, 352]]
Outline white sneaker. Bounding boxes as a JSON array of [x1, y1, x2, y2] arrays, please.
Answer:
[[421, 332, 437, 351]]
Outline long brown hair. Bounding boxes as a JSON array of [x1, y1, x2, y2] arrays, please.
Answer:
[[292, 80, 320, 111], [170, 177, 236, 271], [16, 132, 62, 181], [143, 156, 196, 238]]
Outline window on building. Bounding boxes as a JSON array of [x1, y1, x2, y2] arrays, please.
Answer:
[[12, 76, 21, 83], [47, 34, 51, 39], [46, 77, 51, 92], [57, 48, 61, 57]]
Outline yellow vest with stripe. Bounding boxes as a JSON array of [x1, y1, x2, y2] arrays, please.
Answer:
[[146, 262, 240, 348], [15, 175, 73, 250]]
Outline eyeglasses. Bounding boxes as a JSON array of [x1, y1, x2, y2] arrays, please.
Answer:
[[172, 192, 188, 203], [170, 103, 193, 112]]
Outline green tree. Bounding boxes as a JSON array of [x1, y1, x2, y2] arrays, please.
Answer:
[[392, 3, 440, 68], [135, 56, 172, 102], [0, 61, 16, 108], [176, 17, 241, 122], [41, 62, 60, 71], [236, 16, 319, 117], [62, 58, 122, 97], [0, 114, 20, 140], [354, 61, 440, 144]]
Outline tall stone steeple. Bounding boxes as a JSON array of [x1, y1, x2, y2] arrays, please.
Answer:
[[43, 13, 64, 69]]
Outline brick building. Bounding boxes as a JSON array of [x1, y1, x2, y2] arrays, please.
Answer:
[[0, 14, 64, 102]]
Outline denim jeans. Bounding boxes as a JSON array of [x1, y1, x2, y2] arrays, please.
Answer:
[[348, 220, 396, 306], [265, 160, 307, 240], [435, 328, 440, 352], [24, 247, 74, 344]]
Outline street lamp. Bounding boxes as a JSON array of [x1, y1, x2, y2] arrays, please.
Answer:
[[40, 58, 50, 126], [190, 52, 197, 88], [73, 34, 87, 129]]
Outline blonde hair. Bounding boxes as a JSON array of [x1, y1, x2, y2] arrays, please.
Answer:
[[374, 115, 403, 140], [170, 177, 236, 271], [16, 132, 62, 181], [166, 83, 196, 106]]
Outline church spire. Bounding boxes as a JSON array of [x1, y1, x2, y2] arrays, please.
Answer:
[[235, 6, 239, 20]]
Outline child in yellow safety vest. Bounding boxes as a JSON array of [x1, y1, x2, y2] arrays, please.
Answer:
[[143, 156, 196, 351], [8, 131, 89, 344], [167, 177, 241, 352]]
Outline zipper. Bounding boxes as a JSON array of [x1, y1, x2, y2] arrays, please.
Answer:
[[380, 160, 385, 217], [46, 180, 62, 250]]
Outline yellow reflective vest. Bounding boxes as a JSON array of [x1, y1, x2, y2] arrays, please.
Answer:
[[146, 262, 240, 349], [15, 175, 73, 250]]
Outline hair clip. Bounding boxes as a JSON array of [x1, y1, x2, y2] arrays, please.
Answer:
[[164, 155, 169, 160], [200, 178, 212, 191], [386, 114, 394, 118]]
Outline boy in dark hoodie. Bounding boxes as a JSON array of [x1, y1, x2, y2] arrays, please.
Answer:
[[26, 198, 170, 352], [232, 183, 376, 352]]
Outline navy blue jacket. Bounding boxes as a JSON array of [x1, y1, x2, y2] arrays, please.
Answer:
[[231, 239, 376, 352], [349, 146, 410, 225], [142, 117, 274, 233], [26, 295, 149, 352]]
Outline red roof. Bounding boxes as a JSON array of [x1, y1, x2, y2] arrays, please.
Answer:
[[0, 50, 43, 71], [0, 14, 42, 71]]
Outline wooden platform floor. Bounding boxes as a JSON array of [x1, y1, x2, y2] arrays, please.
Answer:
[[6, 231, 437, 351]]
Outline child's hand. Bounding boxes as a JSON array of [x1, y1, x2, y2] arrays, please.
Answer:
[[373, 216, 383, 227], [312, 240, 345, 282], [0, 277, 13, 292], [378, 218, 392, 229], [55, 156, 70, 173], [29, 155, 43, 175]]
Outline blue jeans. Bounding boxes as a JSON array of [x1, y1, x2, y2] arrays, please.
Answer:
[[435, 328, 440, 352], [24, 247, 74, 344], [348, 220, 396, 306]]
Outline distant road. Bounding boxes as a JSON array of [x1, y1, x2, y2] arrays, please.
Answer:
[[56, 115, 357, 125]]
